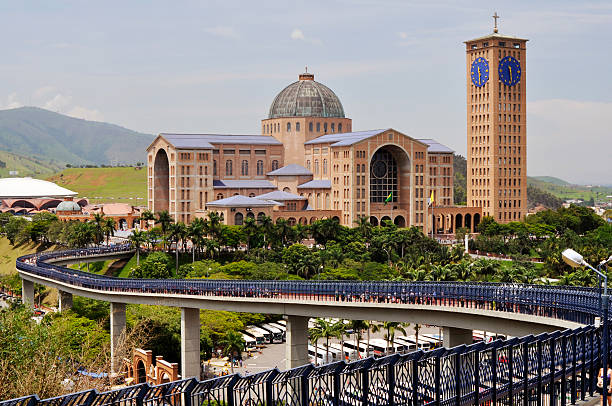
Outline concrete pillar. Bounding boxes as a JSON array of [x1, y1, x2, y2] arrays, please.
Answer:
[[110, 302, 126, 373], [21, 278, 34, 308], [181, 307, 200, 379], [58, 290, 73, 312], [285, 315, 309, 370], [443, 326, 473, 348]]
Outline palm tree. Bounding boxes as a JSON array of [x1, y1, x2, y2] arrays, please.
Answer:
[[309, 318, 342, 365], [155, 210, 173, 249], [188, 218, 206, 262], [168, 222, 186, 275], [242, 217, 258, 252], [333, 320, 348, 361], [275, 218, 291, 247], [219, 330, 245, 373], [372, 321, 407, 355], [102, 218, 116, 245], [349, 320, 369, 359], [128, 230, 146, 266], [259, 215, 274, 248], [414, 323, 422, 350], [92, 213, 105, 245], [354, 216, 373, 241], [140, 209, 155, 229]]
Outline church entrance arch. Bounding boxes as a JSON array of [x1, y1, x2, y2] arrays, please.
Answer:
[[369, 145, 411, 218], [154, 149, 170, 213], [394, 215, 406, 227]]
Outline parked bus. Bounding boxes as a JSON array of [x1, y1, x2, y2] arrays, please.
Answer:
[[395, 335, 432, 351], [329, 343, 358, 361], [244, 328, 265, 346], [277, 319, 287, 327], [246, 326, 271, 344], [361, 338, 408, 356], [269, 322, 286, 334], [416, 334, 441, 349], [242, 334, 257, 350], [308, 345, 333, 365], [260, 323, 284, 343], [393, 336, 418, 352], [344, 340, 370, 357]]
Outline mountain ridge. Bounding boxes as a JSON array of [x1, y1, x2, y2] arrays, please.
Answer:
[[0, 106, 154, 166]]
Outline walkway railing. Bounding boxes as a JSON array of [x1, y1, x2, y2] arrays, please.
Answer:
[[3, 246, 611, 406]]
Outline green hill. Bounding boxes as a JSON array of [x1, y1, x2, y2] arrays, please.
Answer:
[[45, 167, 147, 203], [530, 176, 571, 186], [0, 150, 63, 177], [0, 106, 154, 166], [527, 177, 612, 203]]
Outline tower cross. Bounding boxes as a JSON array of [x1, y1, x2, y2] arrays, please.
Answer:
[[493, 12, 500, 33]]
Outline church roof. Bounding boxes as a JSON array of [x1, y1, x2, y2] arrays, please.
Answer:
[[256, 190, 308, 201], [304, 129, 389, 146], [465, 32, 528, 43], [297, 180, 332, 189], [213, 180, 276, 189], [156, 133, 281, 150], [206, 195, 277, 208], [418, 139, 455, 153], [268, 72, 345, 119], [267, 164, 312, 176]]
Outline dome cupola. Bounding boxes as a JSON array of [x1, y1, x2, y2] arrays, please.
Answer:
[[268, 71, 345, 119]]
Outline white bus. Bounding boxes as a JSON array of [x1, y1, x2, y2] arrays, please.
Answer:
[[242, 333, 257, 350], [328, 342, 358, 361], [395, 335, 432, 351], [318, 344, 340, 361], [244, 328, 266, 346], [260, 323, 284, 343], [393, 336, 418, 352], [344, 340, 371, 357], [277, 319, 287, 327], [308, 344, 334, 365], [269, 322, 286, 333], [360, 338, 407, 356], [419, 334, 442, 349]]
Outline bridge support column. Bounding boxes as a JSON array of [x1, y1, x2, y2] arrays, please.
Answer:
[[285, 315, 309, 370], [58, 290, 73, 312], [110, 302, 126, 373], [21, 278, 34, 308], [443, 326, 473, 348], [181, 307, 200, 379]]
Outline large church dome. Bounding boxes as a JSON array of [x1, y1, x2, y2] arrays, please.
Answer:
[[268, 72, 345, 119]]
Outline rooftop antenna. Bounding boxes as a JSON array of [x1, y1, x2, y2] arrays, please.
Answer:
[[493, 11, 500, 33], [305, 66, 308, 73]]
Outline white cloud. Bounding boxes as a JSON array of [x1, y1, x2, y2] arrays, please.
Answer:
[[1, 93, 23, 109], [33, 86, 57, 100], [67, 106, 103, 121], [43, 93, 72, 112], [290, 28, 305, 40], [205, 26, 239, 39], [398, 31, 408, 39], [528, 99, 612, 184]]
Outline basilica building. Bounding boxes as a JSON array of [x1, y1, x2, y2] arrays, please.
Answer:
[[147, 71, 481, 234]]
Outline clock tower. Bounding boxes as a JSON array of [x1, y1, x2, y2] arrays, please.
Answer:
[[465, 15, 528, 223]]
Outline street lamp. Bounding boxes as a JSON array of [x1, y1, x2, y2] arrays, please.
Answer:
[[562, 248, 612, 403]]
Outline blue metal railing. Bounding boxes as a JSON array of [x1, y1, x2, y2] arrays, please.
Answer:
[[3, 246, 610, 405]]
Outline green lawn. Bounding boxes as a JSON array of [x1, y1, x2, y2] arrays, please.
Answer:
[[45, 166, 147, 203], [0, 237, 58, 276]]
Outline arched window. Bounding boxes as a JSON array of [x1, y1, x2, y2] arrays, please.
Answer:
[[306, 160, 311, 170], [309, 122, 313, 132], [338, 123, 343, 132], [249, 193, 256, 197], [316, 122, 321, 132], [296, 122, 300, 132], [287, 122, 291, 132], [272, 160, 279, 171], [266, 124, 269, 133], [331, 123, 335, 133], [256, 160, 264, 176], [213, 160, 217, 176], [241, 160, 248, 176], [324, 123, 328, 133], [225, 160, 233, 176], [314, 159, 319, 174], [234, 212, 244, 225], [323, 159, 328, 175], [216, 193, 224, 200], [325, 193, 330, 209]]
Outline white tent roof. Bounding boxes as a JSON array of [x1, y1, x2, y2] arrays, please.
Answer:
[[0, 177, 77, 199]]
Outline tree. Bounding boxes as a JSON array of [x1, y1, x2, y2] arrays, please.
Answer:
[[129, 252, 172, 279], [372, 321, 407, 355], [219, 330, 245, 373], [102, 218, 116, 245], [242, 217, 259, 252], [354, 216, 373, 241], [308, 318, 342, 365], [128, 230, 147, 266], [140, 210, 155, 229], [168, 222, 187, 275], [155, 211, 173, 249], [259, 215, 274, 248], [92, 213, 105, 245], [349, 320, 369, 359], [188, 218, 206, 262]]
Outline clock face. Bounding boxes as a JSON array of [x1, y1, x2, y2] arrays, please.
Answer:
[[499, 56, 521, 86], [371, 160, 387, 179], [470, 57, 489, 87]]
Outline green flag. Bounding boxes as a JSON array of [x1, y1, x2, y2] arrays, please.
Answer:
[[384, 192, 393, 205]]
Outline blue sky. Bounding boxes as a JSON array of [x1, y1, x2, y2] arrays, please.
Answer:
[[1, 1, 611, 184]]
